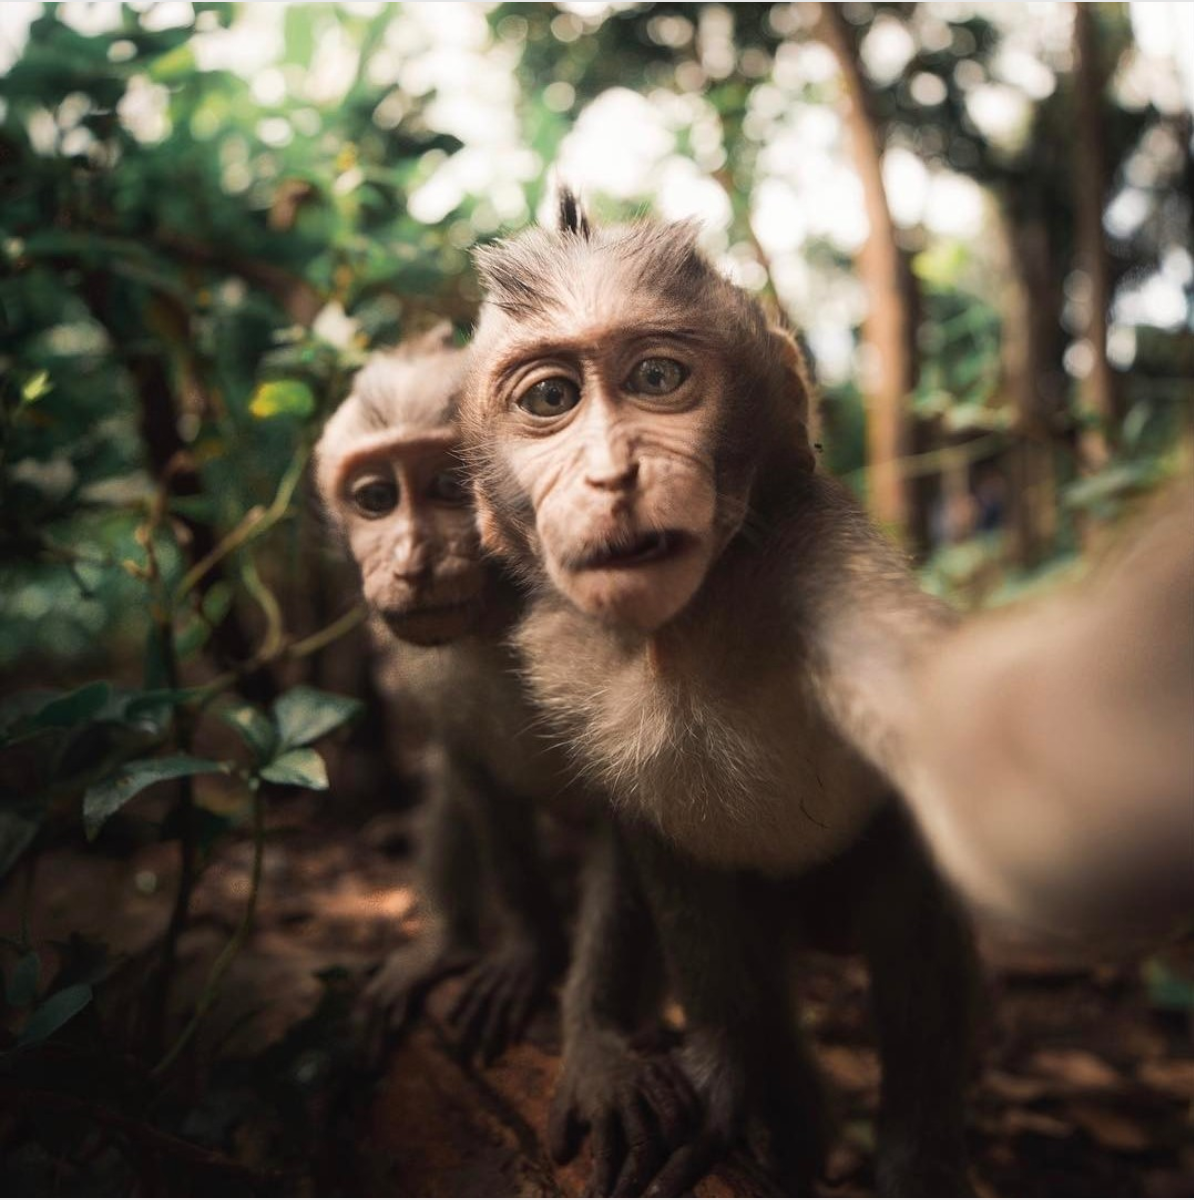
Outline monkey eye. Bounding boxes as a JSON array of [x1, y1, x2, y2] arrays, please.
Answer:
[[518, 377, 581, 418], [351, 478, 398, 517], [428, 468, 471, 506], [627, 357, 688, 396]]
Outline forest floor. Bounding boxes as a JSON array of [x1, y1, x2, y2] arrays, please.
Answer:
[[2, 800, 1192, 1197]]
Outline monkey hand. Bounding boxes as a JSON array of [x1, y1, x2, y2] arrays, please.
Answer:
[[447, 934, 562, 1066], [357, 935, 479, 1067], [548, 1027, 703, 1197], [657, 1028, 827, 1197]]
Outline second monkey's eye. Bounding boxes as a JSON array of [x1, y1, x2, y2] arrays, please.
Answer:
[[517, 377, 580, 418], [428, 468, 471, 505], [627, 357, 688, 396], [351, 478, 398, 517]]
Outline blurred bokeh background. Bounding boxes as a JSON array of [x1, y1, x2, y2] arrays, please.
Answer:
[[2, 1, 1192, 673], [1, 4, 1192, 1195]]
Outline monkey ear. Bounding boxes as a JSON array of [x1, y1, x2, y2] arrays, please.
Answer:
[[556, 185, 592, 239], [475, 493, 514, 558], [407, 320, 456, 354], [767, 326, 819, 469]]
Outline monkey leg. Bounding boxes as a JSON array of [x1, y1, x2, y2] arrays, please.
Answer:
[[550, 819, 706, 1198], [857, 807, 980, 1197], [446, 757, 569, 1066], [629, 827, 829, 1198], [359, 774, 484, 1066]]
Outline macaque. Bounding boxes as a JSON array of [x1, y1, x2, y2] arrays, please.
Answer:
[[459, 194, 981, 1195], [316, 329, 702, 1192], [904, 477, 1194, 947], [316, 327, 563, 1063]]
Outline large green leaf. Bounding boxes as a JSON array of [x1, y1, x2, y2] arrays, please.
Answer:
[[83, 756, 228, 839], [259, 747, 328, 790], [272, 686, 362, 750]]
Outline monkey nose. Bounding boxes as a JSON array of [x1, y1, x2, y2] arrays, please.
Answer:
[[584, 458, 639, 492], [392, 543, 432, 581]]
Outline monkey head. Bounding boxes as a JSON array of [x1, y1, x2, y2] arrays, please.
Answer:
[[315, 326, 487, 646], [461, 192, 816, 633]]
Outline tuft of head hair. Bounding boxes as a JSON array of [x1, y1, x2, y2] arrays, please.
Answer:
[[557, 186, 592, 239], [473, 209, 716, 324]]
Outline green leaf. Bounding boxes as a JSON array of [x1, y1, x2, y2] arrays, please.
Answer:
[[83, 756, 228, 840], [17, 983, 93, 1047], [259, 747, 328, 790], [220, 702, 278, 764], [1143, 958, 1194, 1013], [21, 369, 52, 404], [0, 808, 42, 880], [28, 682, 112, 732], [6, 951, 40, 1007], [248, 379, 315, 420], [272, 685, 362, 750]]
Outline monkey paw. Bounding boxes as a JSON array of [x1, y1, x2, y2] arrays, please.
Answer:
[[548, 1030, 704, 1198], [357, 937, 478, 1067], [446, 938, 560, 1066]]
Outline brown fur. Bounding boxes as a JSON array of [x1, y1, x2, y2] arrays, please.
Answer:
[[460, 194, 978, 1194]]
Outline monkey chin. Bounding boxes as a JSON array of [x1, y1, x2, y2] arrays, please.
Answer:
[[549, 543, 712, 634], [382, 602, 479, 647]]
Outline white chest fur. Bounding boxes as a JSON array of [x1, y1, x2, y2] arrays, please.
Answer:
[[517, 602, 884, 875]]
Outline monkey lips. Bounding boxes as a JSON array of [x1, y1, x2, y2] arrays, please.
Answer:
[[548, 522, 714, 632]]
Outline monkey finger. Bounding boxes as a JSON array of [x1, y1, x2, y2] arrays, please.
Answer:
[[505, 972, 544, 1046], [642, 1136, 722, 1199], [611, 1096, 667, 1198], [547, 1090, 586, 1165], [640, 1062, 699, 1149], [587, 1112, 625, 1198], [478, 980, 517, 1066], [452, 972, 505, 1063]]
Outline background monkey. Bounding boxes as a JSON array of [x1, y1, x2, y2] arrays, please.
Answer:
[[316, 326, 565, 1064], [316, 328, 704, 1194], [460, 194, 981, 1195]]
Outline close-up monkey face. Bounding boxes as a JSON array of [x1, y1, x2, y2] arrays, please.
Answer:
[[331, 427, 484, 646], [478, 325, 733, 631], [464, 209, 806, 634]]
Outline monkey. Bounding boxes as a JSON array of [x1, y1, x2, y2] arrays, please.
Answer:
[[315, 326, 564, 1064], [458, 193, 982, 1196], [903, 475, 1194, 947], [315, 327, 704, 1194]]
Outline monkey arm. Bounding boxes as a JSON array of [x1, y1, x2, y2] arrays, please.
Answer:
[[550, 818, 705, 1198], [440, 751, 569, 1065], [624, 824, 828, 1195], [359, 744, 484, 1063], [902, 480, 1194, 946]]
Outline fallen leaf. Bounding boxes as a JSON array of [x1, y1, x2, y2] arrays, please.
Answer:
[[1069, 1103, 1153, 1152], [1029, 1048, 1120, 1090], [1138, 1059, 1194, 1100]]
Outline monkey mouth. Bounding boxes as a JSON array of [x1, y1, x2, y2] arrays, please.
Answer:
[[383, 599, 476, 626], [574, 530, 687, 571]]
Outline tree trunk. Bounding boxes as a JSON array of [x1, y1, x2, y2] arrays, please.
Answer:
[[818, 4, 919, 540], [998, 205, 1063, 568], [1072, 3, 1119, 467]]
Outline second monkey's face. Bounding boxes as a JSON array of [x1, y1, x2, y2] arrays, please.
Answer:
[[337, 428, 487, 646], [474, 326, 737, 633]]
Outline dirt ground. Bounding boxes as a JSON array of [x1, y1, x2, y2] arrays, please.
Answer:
[[2, 800, 1192, 1197]]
